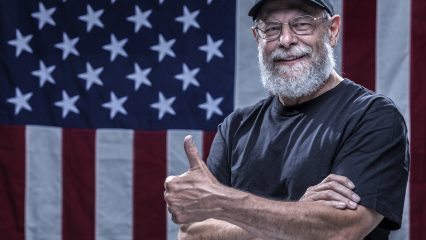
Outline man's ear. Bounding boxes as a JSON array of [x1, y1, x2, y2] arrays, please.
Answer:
[[329, 15, 341, 47], [252, 27, 260, 43]]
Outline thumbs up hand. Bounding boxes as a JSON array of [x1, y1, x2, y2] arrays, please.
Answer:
[[164, 135, 222, 224]]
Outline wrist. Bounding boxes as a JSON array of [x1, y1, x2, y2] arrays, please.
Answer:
[[212, 186, 251, 221]]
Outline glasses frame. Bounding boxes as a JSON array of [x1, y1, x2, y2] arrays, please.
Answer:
[[253, 15, 326, 41]]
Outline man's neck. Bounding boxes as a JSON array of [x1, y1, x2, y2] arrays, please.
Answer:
[[278, 71, 343, 107]]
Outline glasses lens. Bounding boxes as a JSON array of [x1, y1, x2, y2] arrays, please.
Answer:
[[290, 16, 316, 34], [257, 22, 281, 40]]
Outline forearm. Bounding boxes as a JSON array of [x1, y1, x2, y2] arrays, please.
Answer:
[[179, 218, 261, 240], [215, 187, 380, 240]]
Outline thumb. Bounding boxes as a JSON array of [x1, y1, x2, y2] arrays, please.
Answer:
[[184, 135, 203, 169]]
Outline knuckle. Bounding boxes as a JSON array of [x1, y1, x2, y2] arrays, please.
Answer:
[[313, 184, 322, 191], [325, 190, 334, 198], [173, 214, 185, 224], [165, 181, 177, 192], [164, 192, 170, 202], [165, 175, 176, 184], [164, 193, 175, 206], [165, 179, 174, 189], [324, 181, 332, 188], [328, 181, 338, 189], [323, 174, 334, 183]]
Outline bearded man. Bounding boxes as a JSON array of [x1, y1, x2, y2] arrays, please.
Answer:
[[164, 0, 409, 239]]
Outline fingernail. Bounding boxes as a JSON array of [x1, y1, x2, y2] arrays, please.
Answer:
[[352, 194, 361, 202], [349, 201, 357, 209], [348, 181, 355, 189]]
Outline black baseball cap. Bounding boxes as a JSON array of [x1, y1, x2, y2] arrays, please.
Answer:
[[248, 0, 335, 20]]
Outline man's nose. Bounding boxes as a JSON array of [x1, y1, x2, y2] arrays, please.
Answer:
[[278, 24, 298, 48]]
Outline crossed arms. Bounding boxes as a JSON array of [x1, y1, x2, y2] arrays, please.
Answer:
[[164, 136, 383, 240]]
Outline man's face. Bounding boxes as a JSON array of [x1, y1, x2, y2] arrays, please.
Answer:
[[255, 0, 336, 99]]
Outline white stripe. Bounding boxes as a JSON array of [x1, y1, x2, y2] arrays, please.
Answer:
[[376, 0, 411, 129], [96, 129, 133, 240], [26, 125, 62, 240], [234, 0, 267, 109], [376, 0, 411, 239], [166, 130, 203, 240], [331, 0, 343, 74]]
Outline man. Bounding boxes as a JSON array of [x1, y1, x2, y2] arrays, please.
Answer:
[[164, 0, 409, 239]]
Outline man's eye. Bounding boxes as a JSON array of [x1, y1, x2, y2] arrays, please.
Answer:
[[264, 26, 280, 33], [292, 22, 313, 29]]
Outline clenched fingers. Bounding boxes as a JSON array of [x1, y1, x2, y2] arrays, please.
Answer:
[[300, 174, 361, 210]]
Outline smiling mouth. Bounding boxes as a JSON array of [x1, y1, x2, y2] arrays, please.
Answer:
[[274, 55, 306, 63]]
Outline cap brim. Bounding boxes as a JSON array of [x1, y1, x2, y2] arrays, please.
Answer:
[[248, 0, 267, 18]]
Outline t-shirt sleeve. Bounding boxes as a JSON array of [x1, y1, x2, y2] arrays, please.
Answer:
[[206, 115, 232, 186], [332, 103, 410, 230]]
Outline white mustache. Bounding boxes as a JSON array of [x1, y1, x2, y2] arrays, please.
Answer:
[[270, 46, 312, 61]]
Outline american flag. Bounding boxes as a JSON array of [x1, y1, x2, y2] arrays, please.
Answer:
[[0, 0, 424, 240]]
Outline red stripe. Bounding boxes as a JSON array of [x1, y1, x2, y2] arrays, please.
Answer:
[[62, 129, 96, 240], [203, 131, 216, 160], [0, 125, 25, 240], [342, 0, 377, 91], [133, 131, 167, 240], [410, 0, 426, 238]]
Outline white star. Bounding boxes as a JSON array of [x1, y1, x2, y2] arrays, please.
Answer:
[[111, 0, 117, 3], [175, 63, 200, 91], [102, 34, 128, 62], [126, 63, 152, 91], [150, 34, 176, 62], [199, 34, 224, 62], [78, 63, 104, 90], [31, 61, 56, 87], [31, 2, 56, 30], [78, 5, 104, 32], [7, 88, 33, 115], [208, 0, 214, 4], [175, 5, 200, 33], [150, 92, 176, 120], [127, 6, 152, 33], [198, 93, 223, 120], [159, 0, 165, 4], [102, 92, 128, 119], [55, 33, 80, 60], [54, 91, 79, 118], [7, 29, 33, 57]]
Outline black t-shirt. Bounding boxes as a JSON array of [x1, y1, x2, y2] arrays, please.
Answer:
[[207, 79, 409, 239]]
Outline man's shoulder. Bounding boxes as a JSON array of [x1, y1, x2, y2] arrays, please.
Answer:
[[341, 79, 400, 113]]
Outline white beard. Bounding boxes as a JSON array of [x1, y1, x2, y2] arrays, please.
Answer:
[[258, 35, 336, 100]]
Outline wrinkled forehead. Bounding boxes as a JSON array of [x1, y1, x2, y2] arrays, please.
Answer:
[[257, 0, 323, 21]]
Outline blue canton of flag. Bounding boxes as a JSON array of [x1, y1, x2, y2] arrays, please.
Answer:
[[0, 0, 235, 131]]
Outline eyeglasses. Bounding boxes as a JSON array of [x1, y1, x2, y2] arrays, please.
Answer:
[[253, 15, 326, 41]]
